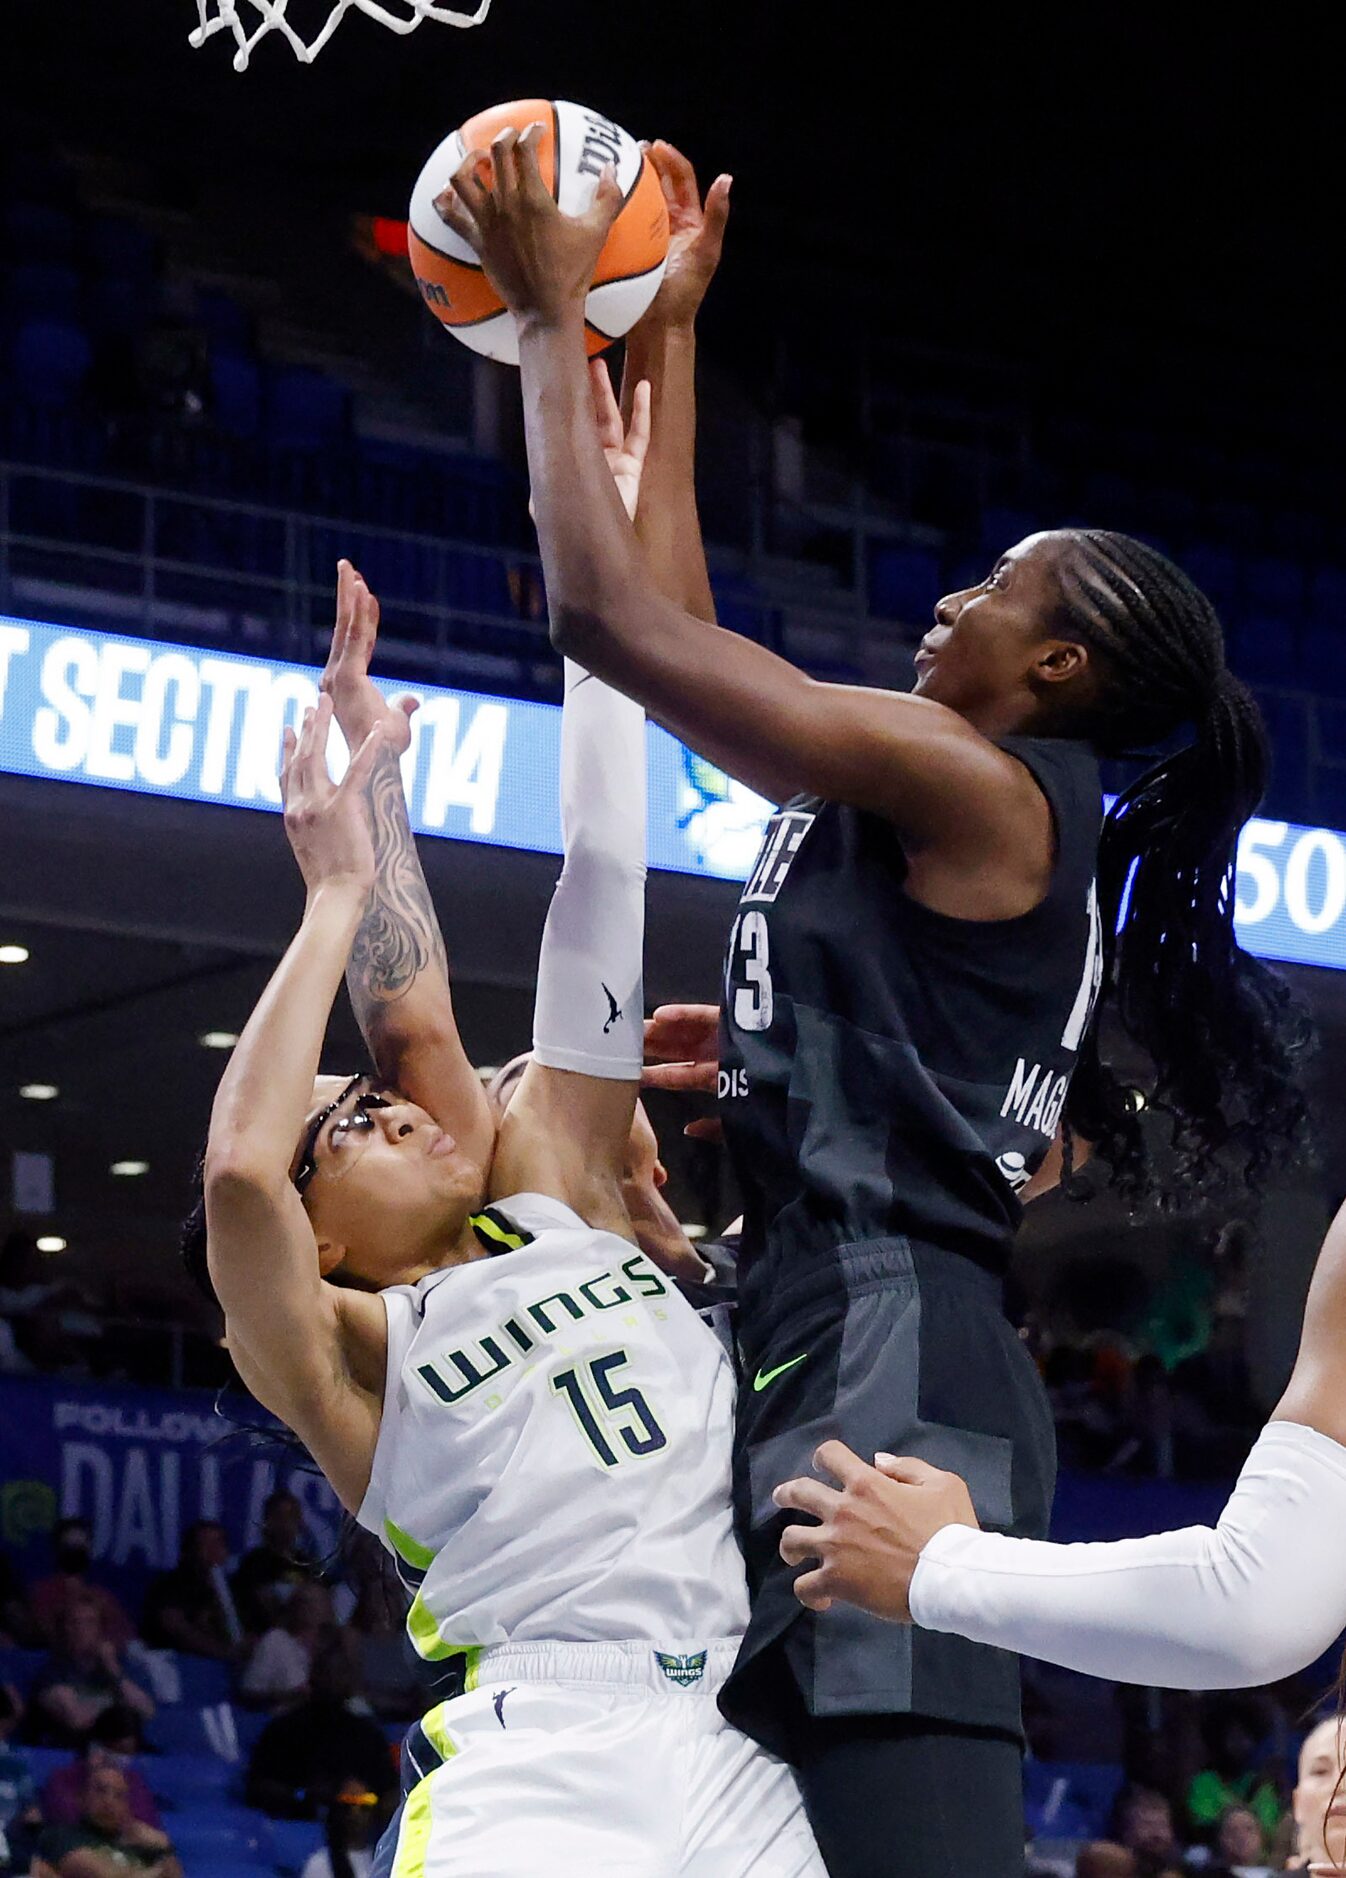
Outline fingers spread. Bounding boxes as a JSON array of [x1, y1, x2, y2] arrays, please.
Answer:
[[517, 121, 552, 203], [779, 1521, 825, 1568], [872, 1453, 941, 1486], [700, 174, 733, 256], [772, 1475, 840, 1521], [584, 162, 624, 236], [490, 125, 519, 202], [648, 139, 701, 218], [626, 379, 653, 466], [812, 1440, 873, 1490], [791, 1567, 833, 1613], [588, 356, 624, 451]]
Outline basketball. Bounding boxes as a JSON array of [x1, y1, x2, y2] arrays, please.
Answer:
[[407, 99, 670, 365]]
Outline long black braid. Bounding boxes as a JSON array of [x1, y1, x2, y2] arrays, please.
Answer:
[[1051, 529, 1311, 1206]]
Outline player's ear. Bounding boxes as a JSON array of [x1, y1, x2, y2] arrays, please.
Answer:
[[315, 1238, 347, 1278], [652, 1158, 669, 1190]]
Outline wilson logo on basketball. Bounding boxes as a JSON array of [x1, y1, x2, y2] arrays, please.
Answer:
[[407, 98, 670, 367]]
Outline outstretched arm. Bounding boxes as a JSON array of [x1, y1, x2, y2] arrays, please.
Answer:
[[489, 377, 652, 1232], [771, 1202, 1346, 1690], [320, 562, 495, 1182], [618, 142, 730, 626], [435, 130, 1049, 912], [204, 699, 387, 1511]]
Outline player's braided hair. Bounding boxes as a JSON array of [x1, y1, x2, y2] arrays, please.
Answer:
[[1050, 529, 1311, 1206]]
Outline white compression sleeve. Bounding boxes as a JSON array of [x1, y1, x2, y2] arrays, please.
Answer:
[[909, 1420, 1346, 1688], [532, 660, 647, 1081]]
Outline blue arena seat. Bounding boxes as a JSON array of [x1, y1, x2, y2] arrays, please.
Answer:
[[177, 1860, 276, 1878], [1181, 540, 1241, 616], [11, 317, 93, 406], [268, 1816, 326, 1872], [867, 542, 942, 621], [1228, 612, 1299, 689], [18, 1745, 69, 1787], [1300, 623, 1346, 699], [85, 271, 153, 338], [146, 1700, 249, 1761], [3, 262, 81, 323], [0, 1647, 47, 1692], [146, 1749, 239, 1802], [164, 1806, 273, 1862], [1245, 553, 1307, 619], [86, 215, 159, 283], [168, 1653, 234, 1708], [1024, 1759, 1123, 1840], [4, 200, 78, 265], [265, 364, 350, 452], [1308, 565, 1346, 629], [209, 351, 263, 440]]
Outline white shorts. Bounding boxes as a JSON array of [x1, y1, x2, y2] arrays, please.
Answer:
[[375, 1639, 825, 1878]]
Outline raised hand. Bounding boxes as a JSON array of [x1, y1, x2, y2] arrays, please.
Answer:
[[589, 360, 651, 521], [434, 123, 621, 330], [280, 694, 383, 898], [636, 141, 731, 332], [320, 561, 418, 760], [773, 1441, 980, 1622]]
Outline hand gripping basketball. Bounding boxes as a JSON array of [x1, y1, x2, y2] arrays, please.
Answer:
[[434, 123, 624, 331]]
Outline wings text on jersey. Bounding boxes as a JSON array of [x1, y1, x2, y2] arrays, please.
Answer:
[[416, 1252, 670, 1408]]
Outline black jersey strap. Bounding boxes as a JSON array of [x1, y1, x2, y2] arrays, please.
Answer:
[[468, 1206, 534, 1256]]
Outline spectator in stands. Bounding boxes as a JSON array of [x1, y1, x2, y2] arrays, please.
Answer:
[[1290, 1715, 1346, 1871], [1076, 1847, 1137, 1878], [246, 1635, 396, 1821], [39, 1705, 160, 1831], [1114, 1786, 1183, 1876], [0, 1684, 41, 1877], [27, 1598, 153, 1748], [240, 1580, 336, 1709], [1211, 1802, 1271, 1874], [140, 1520, 243, 1662], [32, 1762, 181, 1878], [299, 1779, 389, 1878], [342, 1532, 421, 1722], [232, 1489, 319, 1633], [1186, 1698, 1282, 1847], [30, 1520, 134, 1652], [0, 1552, 36, 1647]]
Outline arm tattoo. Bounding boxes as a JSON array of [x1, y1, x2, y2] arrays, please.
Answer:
[[347, 748, 449, 1045]]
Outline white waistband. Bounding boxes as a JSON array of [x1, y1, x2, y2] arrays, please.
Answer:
[[466, 1638, 741, 1691]]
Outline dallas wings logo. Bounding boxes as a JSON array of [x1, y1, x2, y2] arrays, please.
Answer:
[[653, 1650, 708, 1689], [677, 752, 772, 880]]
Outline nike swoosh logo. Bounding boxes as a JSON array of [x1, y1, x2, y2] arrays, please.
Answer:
[[753, 1353, 807, 1393]]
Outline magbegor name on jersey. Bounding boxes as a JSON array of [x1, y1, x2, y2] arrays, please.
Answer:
[[998, 1057, 1070, 1139]]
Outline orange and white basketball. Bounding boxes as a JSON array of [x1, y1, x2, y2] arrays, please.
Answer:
[[408, 100, 670, 365]]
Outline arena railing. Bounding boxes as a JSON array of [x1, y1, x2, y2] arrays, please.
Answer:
[[0, 455, 1339, 825]]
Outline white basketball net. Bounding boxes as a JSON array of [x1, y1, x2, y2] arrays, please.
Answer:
[[189, 0, 493, 70]]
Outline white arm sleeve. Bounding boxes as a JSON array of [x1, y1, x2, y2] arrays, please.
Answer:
[[532, 660, 647, 1081], [909, 1419, 1346, 1688]]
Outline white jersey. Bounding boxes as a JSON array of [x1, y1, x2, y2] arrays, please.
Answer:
[[357, 1193, 750, 1667]]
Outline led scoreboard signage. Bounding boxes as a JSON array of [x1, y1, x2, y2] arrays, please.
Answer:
[[1, 613, 1344, 973]]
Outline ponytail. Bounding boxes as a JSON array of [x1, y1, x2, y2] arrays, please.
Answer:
[[1054, 534, 1311, 1206]]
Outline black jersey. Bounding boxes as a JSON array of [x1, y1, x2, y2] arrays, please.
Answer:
[[718, 736, 1103, 1303]]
